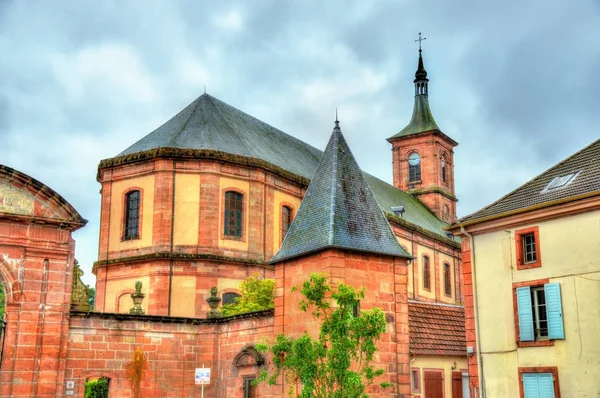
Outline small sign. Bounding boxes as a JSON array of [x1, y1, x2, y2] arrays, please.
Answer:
[[66, 381, 75, 389], [65, 391, 74, 396], [195, 368, 211, 385]]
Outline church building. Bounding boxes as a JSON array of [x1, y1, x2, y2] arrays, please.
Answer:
[[0, 49, 468, 397]]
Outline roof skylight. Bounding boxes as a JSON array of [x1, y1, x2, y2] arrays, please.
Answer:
[[540, 171, 580, 194]]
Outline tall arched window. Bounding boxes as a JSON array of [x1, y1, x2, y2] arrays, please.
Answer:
[[422, 255, 430, 290], [441, 157, 447, 183], [444, 263, 452, 296], [224, 191, 243, 237], [281, 206, 292, 243], [124, 190, 140, 240], [408, 152, 421, 182]]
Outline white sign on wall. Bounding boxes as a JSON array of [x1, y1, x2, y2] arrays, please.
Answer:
[[195, 368, 211, 385]]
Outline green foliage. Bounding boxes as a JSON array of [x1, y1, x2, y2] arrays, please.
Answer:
[[221, 274, 275, 316], [256, 273, 390, 398], [84, 377, 109, 398], [88, 287, 96, 310], [0, 282, 5, 320]]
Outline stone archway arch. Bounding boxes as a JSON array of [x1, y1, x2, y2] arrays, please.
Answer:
[[233, 345, 265, 368], [0, 255, 22, 305]]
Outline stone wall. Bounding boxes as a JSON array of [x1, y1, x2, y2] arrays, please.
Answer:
[[65, 311, 277, 397]]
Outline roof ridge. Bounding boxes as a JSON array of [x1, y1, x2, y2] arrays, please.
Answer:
[[455, 138, 600, 224], [408, 300, 465, 309], [327, 127, 339, 246], [166, 95, 209, 147]]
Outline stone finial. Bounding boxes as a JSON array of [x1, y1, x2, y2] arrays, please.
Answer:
[[130, 281, 146, 315], [206, 287, 222, 319], [70, 259, 91, 311]]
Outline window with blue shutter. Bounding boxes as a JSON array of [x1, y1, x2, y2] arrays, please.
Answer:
[[516, 287, 535, 342], [544, 283, 565, 340], [522, 373, 555, 398], [516, 282, 564, 342]]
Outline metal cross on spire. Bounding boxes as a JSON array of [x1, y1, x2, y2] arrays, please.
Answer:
[[415, 32, 426, 51]]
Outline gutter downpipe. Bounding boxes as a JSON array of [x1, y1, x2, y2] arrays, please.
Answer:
[[461, 226, 485, 398]]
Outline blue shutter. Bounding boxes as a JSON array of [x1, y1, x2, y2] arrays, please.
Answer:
[[544, 283, 564, 339], [522, 374, 540, 398], [516, 287, 534, 341], [523, 373, 555, 398], [537, 373, 555, 398]]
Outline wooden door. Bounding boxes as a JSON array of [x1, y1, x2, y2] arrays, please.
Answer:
[[452, 371, 463, 398], [424, 370, 444, 398]]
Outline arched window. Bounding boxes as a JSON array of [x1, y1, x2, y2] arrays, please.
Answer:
[[441, 157, 447, 183], [408, 152, 421, 182], [422, 255, 430, 290], [224, 191, 243, 237], [223, 292, 241, 306], [281, 206, 292, 243], [124, 190, 140, 240], [444, 263, 452, 296]]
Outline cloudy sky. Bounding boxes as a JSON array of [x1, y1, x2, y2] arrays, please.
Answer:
[[1, 0, 599, 284]]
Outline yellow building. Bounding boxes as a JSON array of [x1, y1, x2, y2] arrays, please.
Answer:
[[449, 139, 600, 397]]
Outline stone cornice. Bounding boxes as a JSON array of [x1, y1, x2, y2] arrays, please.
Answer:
[[92, 251, 273, 274], [70, 308, 274, 325], [97, 148, 311, 188]]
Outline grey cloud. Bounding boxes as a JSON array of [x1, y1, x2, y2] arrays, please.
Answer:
[[1, 0, 599, 284]]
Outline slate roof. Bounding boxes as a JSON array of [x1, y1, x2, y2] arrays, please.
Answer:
[[408, 301, 466, 357], [119, 94, 323, 178], [270, 121, 412, 263], [114, 93, 451, 241], [454, 138, 600, 226]]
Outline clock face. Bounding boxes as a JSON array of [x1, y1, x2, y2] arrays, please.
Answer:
[[408, 152, 421, 166]]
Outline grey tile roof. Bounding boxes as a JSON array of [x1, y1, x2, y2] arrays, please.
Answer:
[[116, 93, 451, 241], [119, 94, 323, 179], [456, 138, 600, 225], [270, 121, 412, 263]]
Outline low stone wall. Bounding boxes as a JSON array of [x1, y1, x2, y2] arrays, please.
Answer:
[[65, 310, 276, 397]]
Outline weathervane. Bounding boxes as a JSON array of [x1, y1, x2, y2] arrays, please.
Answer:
[[415, 32, 426, 51]]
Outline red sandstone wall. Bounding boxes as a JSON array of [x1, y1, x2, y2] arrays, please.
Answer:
[[274, 249, 411, 397], [460, 238, 479, 397], [0, 223, 77, 397], [390, 133, 457, 222], [65, 312, 279, 397]]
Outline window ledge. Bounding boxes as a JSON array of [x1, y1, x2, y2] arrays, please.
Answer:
[[517, 261, 542, 270], [122, 236, 140, 242], [517, 340, 554, 348]]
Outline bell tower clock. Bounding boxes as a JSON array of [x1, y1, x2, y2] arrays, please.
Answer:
[[387, 34, 458, 222]]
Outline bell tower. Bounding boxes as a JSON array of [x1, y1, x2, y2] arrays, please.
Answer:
[[388, 34, 459, 222]]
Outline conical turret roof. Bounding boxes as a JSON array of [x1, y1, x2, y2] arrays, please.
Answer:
[[270, 119, 412, 263]]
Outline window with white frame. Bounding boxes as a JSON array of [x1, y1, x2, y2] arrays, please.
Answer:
[[515, 283, 564, 343]]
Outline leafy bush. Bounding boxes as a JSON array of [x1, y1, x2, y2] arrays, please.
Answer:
[[256, 273, 390, 398], [84, 377, 109, 398], [221, 274, 274, 316]]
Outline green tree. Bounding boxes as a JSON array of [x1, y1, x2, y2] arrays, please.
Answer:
[[88, 287, 96, 310], [221, 274, 274, 316], [256, 273, 390, 398], [0, 282, 5, 320]]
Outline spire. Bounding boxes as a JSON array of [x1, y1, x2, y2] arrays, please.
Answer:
[[270, 118, 412, 264], [414, 32, 428, 83], [415, 49, 428, 82], [387, 36, 441, 140]]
